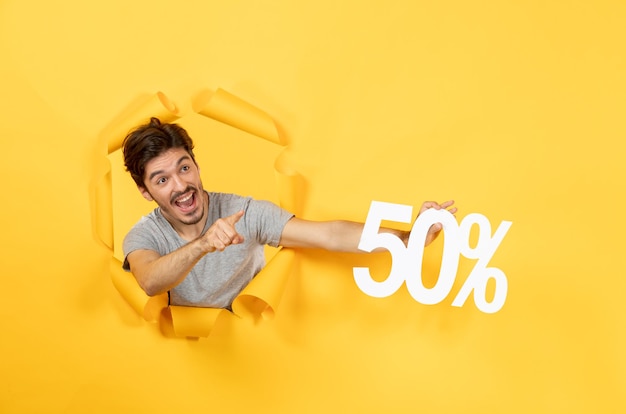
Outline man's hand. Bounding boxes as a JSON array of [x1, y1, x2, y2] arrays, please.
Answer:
[[202, 210, 245, 252], [420, 200, 457, 246]]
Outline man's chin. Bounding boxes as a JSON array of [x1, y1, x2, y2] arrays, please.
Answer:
[[179, 206, 205, 226], [160, 206, 204, 226], [180, 215, 204, 226]]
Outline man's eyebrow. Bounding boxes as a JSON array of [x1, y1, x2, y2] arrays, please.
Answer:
[[148, 155, 191, 181]]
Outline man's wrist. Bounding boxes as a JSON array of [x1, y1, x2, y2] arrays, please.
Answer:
[[193, 234, 215, 255]]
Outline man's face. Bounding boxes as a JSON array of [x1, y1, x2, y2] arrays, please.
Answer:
[[139, 147, 206, 227]]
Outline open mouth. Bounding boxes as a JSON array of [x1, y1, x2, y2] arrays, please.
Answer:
[[173, 191, 196, 212]]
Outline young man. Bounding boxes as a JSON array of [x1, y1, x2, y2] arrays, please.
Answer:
[[122, 118, 457, 308]]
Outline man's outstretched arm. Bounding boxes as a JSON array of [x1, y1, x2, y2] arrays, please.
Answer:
[[278, 200, 457, 252]]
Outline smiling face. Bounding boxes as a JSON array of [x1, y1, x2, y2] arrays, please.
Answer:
[[139, 147, 207, 233]]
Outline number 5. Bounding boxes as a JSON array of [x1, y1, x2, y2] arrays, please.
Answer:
[[353, 201, 413, 298]]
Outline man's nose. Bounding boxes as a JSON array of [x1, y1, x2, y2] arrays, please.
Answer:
[[171, 174, 186, 191]]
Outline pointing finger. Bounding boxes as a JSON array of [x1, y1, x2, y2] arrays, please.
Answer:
[[225, 210, 244, 225]]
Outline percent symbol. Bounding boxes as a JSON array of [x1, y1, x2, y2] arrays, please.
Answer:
[[453, 213, 512, 313]]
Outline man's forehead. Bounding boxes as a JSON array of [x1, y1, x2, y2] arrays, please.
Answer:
[[144, 148, 192, 174]]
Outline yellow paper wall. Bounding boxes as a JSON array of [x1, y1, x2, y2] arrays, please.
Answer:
[[1, 1, 625, 413]]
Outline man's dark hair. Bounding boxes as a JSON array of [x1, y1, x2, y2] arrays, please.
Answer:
[[122, 117, 196, 187]]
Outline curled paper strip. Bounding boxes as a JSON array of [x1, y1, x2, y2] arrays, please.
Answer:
[[232, 247, 296, 322], [94, 158, 113, 249], [192, 88, 286, 146], [103, 92, 180, 154], [275, 149, 304, 216], [110, 257, 168, 322]]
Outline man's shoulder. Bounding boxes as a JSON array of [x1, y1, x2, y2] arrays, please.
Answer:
[[208, 192, 254, 213], [125, 208, 174, 242], [208, 191, 250, 204], [131, 208, 163, 229], [123, 208, 177, 256]]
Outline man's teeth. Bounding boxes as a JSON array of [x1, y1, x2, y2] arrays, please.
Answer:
[[176, 193, 193, 204]]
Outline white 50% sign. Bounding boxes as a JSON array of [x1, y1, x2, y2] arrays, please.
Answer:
[[353, 201, 512, 314]]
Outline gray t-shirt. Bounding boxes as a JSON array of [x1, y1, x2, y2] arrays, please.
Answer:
[[122, 192, 294, 308]]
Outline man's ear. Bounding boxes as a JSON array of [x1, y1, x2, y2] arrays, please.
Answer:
[[138, 185, 153, 202]]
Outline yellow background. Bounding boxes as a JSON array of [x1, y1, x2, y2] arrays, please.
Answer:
[[1, 0, 625, 412]]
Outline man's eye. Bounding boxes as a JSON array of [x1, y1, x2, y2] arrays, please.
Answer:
[[157, 177, 167, 184], [181, 165, 190, 172]]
